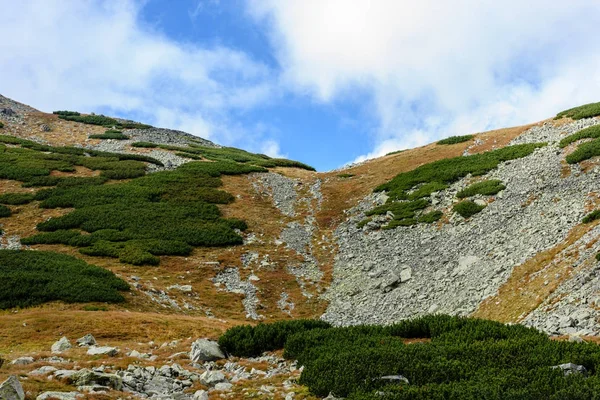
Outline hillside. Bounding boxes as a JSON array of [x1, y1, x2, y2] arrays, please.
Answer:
[[1, 94, 600, 399]]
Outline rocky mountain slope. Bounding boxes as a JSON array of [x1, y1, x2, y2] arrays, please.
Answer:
[[1, 93, 600, 399]]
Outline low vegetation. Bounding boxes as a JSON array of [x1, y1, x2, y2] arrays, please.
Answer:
[[368, 143, 544, 228], [56, 112, 152, 129], [558, 125, 600, 148], [0, 192, 35, 205], [0, 250, 128, 309], [386, 150, 405, 156], [437, 135, 474, 145], [220, 315, 600, 399], [0, 121, 4, 129], [89, 130, 129, 140], [456, 179, 505, 198], [453, 200, 486, 218], [0, 205, 11, 217], [582, 210, 600, 223], [22, 161, 262, 265], [565, 139, 600, 164], [337, 173, 355, 178], [556, 102, 600, 120], [131, 141, 158, 148]]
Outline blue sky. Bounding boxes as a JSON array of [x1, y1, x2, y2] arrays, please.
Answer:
[[2, 1, 600, 171]]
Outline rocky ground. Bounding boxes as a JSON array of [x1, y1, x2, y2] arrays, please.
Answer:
[[0, 336, 307, 400], [322, 119, 600, 335]]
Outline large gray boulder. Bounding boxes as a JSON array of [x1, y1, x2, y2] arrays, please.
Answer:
[[76, 334, 96, 347], [199, 370, 226, 386], [69, 369, 123, 390], [190, 339, 225, 362], [0, 376, 25, 400], [51, 337, 72, 353], [11, 357, 34, 365]]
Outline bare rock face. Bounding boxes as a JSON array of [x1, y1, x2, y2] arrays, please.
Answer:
[[0, 376, 25, 400], [189, 339, 225, 362]]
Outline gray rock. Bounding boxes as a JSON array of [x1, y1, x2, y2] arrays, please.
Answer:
[[87, 346, 118, 356], [190, 339, 225, 362], [69, 369, 123, 390], [213, 382, 233, 391], [76, 334, 96, 347], [51, 337, 72, 353], [199, 370, 226, 386], [11, 357, 34, 365], [0, 376, 24, 400], [399, 267, 412, 283], [552, 363, 588, 376], [193, 390, 209, 400], [377, 375, 410, 385], [29, 366, 58, 376], [36, 392, 82, 400]]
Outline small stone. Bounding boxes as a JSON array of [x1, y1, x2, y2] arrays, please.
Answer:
[[552, 363, 588, 376], [76, 334, 96, 347], [193, 390, 209, 400], [213, 382, 233, 391], [51, 337, 72, 353], [37, 392, 82, 400], [86, 346, 119, 357], [199, 370, 226, 386], [11, 357, 34, 365], [399, 268, 412, 283]]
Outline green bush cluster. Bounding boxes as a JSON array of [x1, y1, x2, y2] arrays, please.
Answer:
[[23, 161, 259, 265], [556, 102, 600, 120], [456, 179, 505, 198], [0, 205, 11, 217], [131, 141, 158, 148], [0, 121, 4, 129], [53, 111, 81, 116], [89, 130, 129, 140], [57, 113, 152, 129], [565, 139, 600, 164], [219, 315, 600, 399], [582, 210, 600, 223], [386, 150, 405, 156], [337, 173, 355, 178], [453, 201, 485, 218], [218, 320, 331, 357], [437, 135, 475, 145], [369, 143, 544, 229], [0, 249, 128, 309], [559, 125, 600, 148], [0, 192, 35, 205]]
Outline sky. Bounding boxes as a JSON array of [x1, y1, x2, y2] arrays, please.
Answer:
[[2, 1, 600, 171]]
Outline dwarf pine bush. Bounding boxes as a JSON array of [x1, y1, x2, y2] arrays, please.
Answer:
[[456, 179, 505, 198], [453, 201, 485, 218], [219, 315, 600, 399], [0, 249, 128, 309], [437, 135, 474, 145], [557, 102, 600, 120]]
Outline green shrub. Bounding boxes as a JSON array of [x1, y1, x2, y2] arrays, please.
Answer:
[[437, 135, 474, 145], [565, 138, 600, 164], [221, 315, 600, 399], [559, 125, 600, 148], [0, 192, 35, 205], [337, 173, 355, 178], [58, 114, 152, 129], [0, 121, 4, 129], [418, 210, 443, 223], [0, 205, 11, 217], [218, 320, 331, 357], [21, 230, 82, 245], [582, 210, 600, 223], [386, 150, 405, 156], [456, 180, 506, 198], [0, 249, 128, 309], [357, 218, 372, 229], [89, 131, 129, 140], [557, 102, 600, 120], [131, 142, 158, 148], [53, 111, 80, 116], [408, 182, 448, 200], [453, 201, 485, 218]]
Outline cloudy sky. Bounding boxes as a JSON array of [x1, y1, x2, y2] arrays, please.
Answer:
[[2, 0, 600, 170]]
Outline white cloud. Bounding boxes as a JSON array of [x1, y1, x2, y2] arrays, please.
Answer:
[[248, 0, 600, 162], [0, 0, 280, 152]]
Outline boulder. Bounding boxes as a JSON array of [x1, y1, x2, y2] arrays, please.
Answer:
[[87, 346, 118, 356], [190, 339, 225, 362], [11, 357, 34, 365], [193, 390, 209, 400], [214, 382, 233, 391], [76, 334, 96, 347], [399, 267, 412, 283], [199, 370, 226, 386], [51, 337, 72, 353], [552, 363, 588, 376], [377, 375, 410, 385], [29, 366, 58, 376], [70, 369, 123, 390], [36, 392, 82, 400], [0, 376, 25, 400]]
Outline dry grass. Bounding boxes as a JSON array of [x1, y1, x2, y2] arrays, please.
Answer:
[[473, 222, 595, 323]]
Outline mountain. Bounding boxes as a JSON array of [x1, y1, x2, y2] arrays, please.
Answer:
[[1, 94, 600, 398]]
